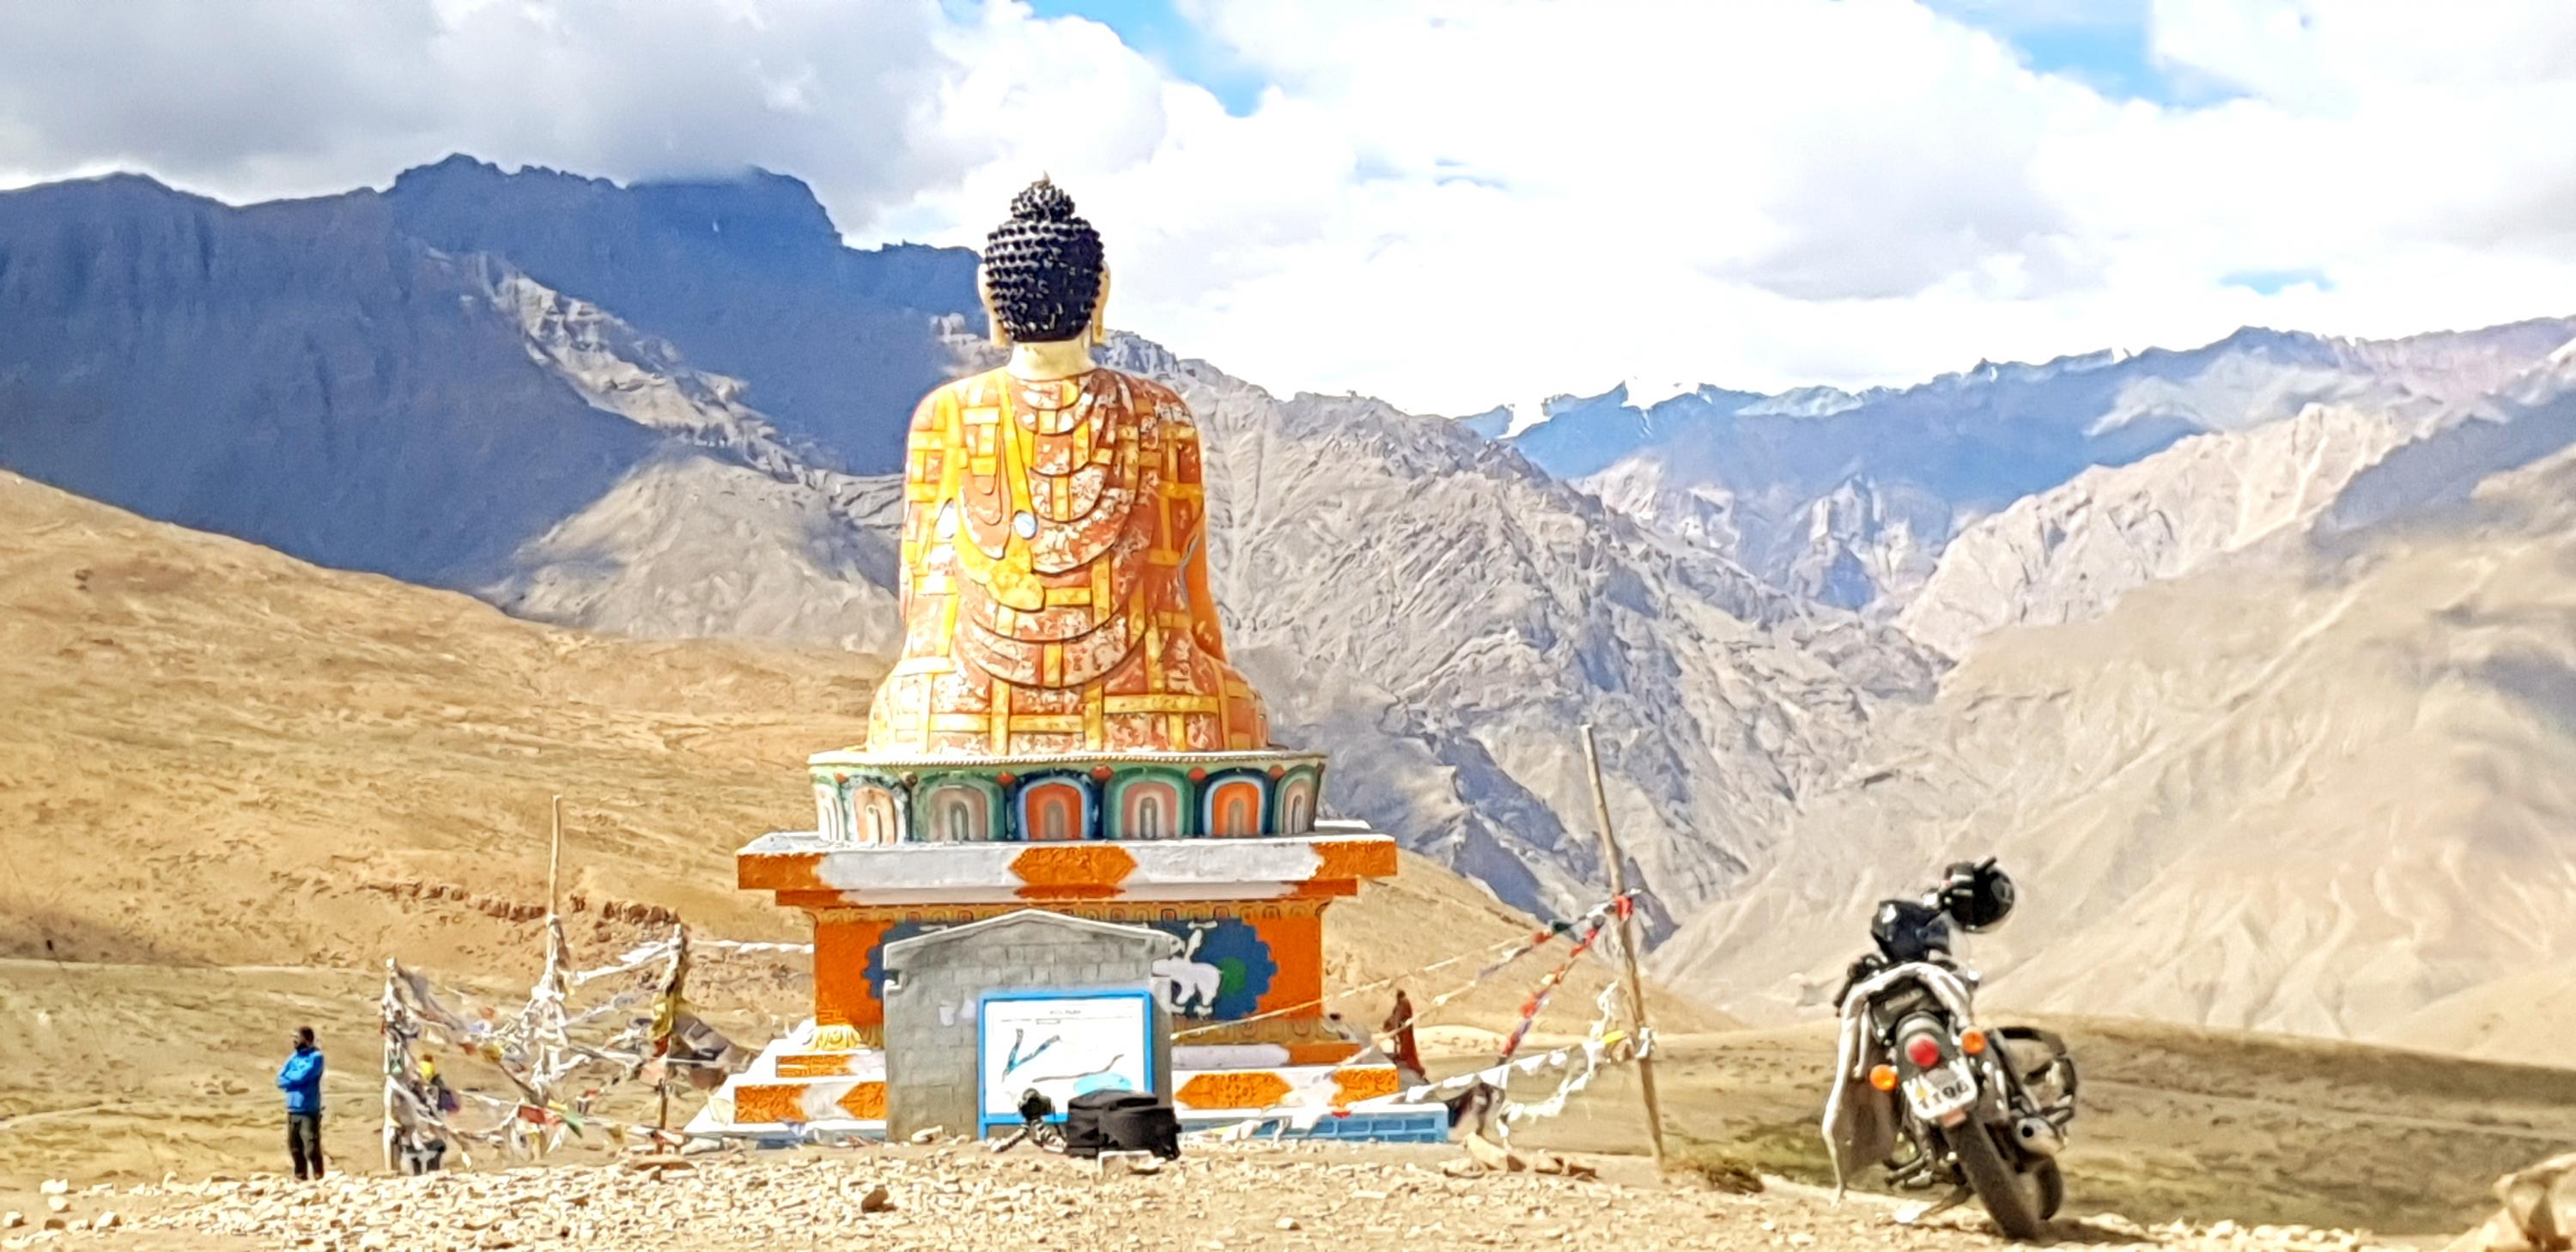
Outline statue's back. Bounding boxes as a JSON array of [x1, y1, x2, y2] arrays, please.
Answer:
[[866, 363, 1268, 756]]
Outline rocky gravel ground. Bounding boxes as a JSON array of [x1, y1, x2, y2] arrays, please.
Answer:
[[0, 1143, 2410, 1252]]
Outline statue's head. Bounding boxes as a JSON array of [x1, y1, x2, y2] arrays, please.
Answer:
[[981, 177, 1108, 346]]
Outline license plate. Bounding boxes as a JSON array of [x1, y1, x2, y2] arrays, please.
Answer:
[[1902, 1060, 1978, 1121]]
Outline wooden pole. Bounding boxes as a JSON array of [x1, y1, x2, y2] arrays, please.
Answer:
[[653, 922, 688, 1153], [534, 794, 564, 1162], [1580, 723, 1667, 1168], [546, 794, 564, 920], [380, 960, 403, 1175]]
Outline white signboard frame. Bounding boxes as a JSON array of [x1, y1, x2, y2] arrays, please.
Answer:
[[975, 988, 1161, 1136]]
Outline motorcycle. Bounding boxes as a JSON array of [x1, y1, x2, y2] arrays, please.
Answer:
[[1820, 859, 2079, 1241]]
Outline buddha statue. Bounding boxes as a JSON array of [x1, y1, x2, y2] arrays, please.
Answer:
[[863, 179, 1271, 757]]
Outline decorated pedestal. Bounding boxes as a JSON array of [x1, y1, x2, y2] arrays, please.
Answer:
[[693, 751, 1445, 1142]]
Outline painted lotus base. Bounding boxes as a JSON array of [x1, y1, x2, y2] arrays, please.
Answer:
[[809, 748, 1327, 843], [689, 1037, 1446, 1144]]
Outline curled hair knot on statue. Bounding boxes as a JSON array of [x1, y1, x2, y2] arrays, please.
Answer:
[[981, 176, 1105, 344]]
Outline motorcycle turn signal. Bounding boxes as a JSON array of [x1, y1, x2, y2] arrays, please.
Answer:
[[1959, 1028, 1988, 1055], [1869, 1064, 1899, 1091]]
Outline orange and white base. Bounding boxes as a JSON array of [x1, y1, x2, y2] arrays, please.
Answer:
[[690, 1036, 1445, 1142]]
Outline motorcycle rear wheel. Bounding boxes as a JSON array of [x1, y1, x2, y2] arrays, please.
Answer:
[[1943, 1121, 2048, 1240]]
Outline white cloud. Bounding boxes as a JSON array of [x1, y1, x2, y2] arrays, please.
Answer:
[[4, 0, 2575, 413], [885, 0, 2576, 410], [0, 0, 963, 224]]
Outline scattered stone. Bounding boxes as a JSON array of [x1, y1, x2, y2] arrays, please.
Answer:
[[909, 1127, 945, 1145], [1461, 1134, 1523, 1174], [2092, 1212, 2145, 1237], [84, 1140, 2426, 1252], [1531, 1155, 1598, 1182], [1675, 1149, 1765, 1195], [42, 1200, 67, 1217], [34, 1184, 64, 1198], [0, 1214, 18, 1231]]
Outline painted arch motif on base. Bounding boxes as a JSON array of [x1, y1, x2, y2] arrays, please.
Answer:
[[1105, 769, 1189, 839]]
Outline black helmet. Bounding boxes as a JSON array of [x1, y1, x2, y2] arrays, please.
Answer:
[[1938, 859, 2015, 932], [1870, 896, 1951, 963]]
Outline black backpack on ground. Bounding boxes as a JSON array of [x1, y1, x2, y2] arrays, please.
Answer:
[[1062, 1089, 1180, 1159]]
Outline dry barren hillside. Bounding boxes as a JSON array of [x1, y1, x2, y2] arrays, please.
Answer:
[[1659, 447, 2576, 1064]]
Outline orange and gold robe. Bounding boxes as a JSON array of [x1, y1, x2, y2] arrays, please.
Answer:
[[863, 367, 1270, 756]]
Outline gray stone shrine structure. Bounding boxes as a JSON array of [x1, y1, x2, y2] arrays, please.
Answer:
[[879, 910, 1179, 1140]]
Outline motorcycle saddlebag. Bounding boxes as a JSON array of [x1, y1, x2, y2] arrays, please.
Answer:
[[1063, 1090, 1180, 1159]]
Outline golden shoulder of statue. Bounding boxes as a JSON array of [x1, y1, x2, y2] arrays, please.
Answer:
[[863, 179, 1270, 757]]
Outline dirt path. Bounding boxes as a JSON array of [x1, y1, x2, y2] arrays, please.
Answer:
[[1697, 1038, 2576, 1146], [1, 1143, 2415, 1252]]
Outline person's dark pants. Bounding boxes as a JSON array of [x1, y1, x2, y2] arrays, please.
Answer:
[[286, 1113, 324, 1180]]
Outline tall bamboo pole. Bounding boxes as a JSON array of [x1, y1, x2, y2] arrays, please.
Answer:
[[380, 961, 404, 1174], [532, 795, 566, 1161], [1580, 724, 1667, 1168], [546, 794, 564, 919]]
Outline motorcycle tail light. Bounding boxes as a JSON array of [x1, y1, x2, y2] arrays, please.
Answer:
[[1869, 1065, 1899, 1091], [1960, 1029, 1988, 1055], [1904, 1034, 1943, 1068]]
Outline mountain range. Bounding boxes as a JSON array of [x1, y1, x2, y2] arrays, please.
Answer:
[[1503, 320, 2576, 623], [5, 156, 2573, 1059]]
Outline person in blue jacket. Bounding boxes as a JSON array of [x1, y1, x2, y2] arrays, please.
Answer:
[[276, 1026, 325, 1180]]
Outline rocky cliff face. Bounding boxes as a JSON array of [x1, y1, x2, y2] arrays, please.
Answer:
[[1163, 353, 1939, 930], [1889, 334, 2576, 659], [1894, 401, 2419, 657], [0, 176, 659, 584], [2323, 339, 2576, 535], [1582, 465, 1952, 613], [1514, 321, 2576, 615], [0, 171, 925, 655], [377, 155, 980, 473]]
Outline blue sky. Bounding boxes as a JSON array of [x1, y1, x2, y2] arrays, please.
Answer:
[[1025, 0, 1267, 115], [1921, 0, 2242, 106], [1044, 0, 2237, 111]]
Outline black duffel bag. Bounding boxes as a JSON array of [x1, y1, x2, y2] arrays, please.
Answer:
[[1063, 1089, 1180, 1159]]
